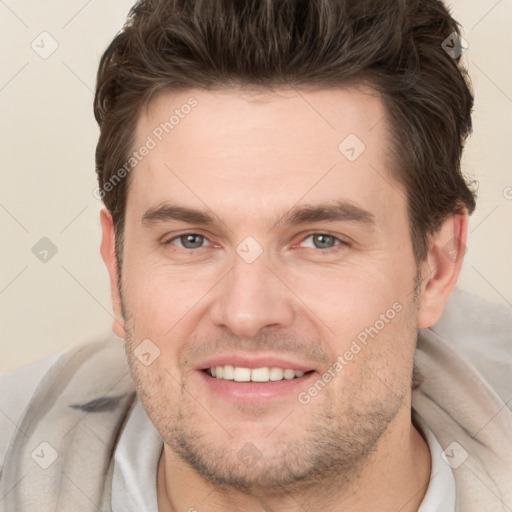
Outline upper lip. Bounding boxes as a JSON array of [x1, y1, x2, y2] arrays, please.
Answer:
[[196, 353, 315, 372]]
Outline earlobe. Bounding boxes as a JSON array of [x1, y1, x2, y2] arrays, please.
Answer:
[[417, 210, 468, 328], [99, 208, 126, 338]]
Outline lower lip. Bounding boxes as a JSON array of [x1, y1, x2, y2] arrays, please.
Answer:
[[197, 370, 317, 402]]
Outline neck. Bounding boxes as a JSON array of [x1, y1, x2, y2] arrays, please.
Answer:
[[157, 408, 431, 512]]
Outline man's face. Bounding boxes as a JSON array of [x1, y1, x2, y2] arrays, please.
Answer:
[[118, 86, 422, 489]]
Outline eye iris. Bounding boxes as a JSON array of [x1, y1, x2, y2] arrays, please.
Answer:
[[313, 234, 335, 249], [181, 234, 204, 248]]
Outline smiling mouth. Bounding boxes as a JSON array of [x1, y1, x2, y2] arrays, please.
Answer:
[[203, 366, 314, 382]]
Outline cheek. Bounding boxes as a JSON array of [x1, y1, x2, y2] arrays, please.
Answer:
[[318, 299, 417, 408], [285, 254, 418, 395], [286, 258, 413, 340], [122, 248, 214, 335]]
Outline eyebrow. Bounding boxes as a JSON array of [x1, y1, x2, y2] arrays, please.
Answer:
[[140, 200, 375, 229]]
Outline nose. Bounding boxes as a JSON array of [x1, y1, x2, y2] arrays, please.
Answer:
[[208, 248, 295, 338]]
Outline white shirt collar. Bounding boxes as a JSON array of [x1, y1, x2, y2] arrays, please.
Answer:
[[112, 398, 162, 511], [414, 411, 457, 512]]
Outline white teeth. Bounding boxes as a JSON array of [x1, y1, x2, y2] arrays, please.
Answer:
[[233, 367, 251, 382], [208, 365, 308, 382], [283, 369, 295, 380], [269, 367, 284, 381], [223, 365, 234, 380], [251, 367, 269, 382]]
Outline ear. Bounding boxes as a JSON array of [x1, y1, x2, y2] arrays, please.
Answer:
[[100, 208, 126, 338], [417, 210, 468, 328]]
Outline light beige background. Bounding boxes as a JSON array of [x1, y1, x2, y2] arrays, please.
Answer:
[[1, 0, 511, 372]]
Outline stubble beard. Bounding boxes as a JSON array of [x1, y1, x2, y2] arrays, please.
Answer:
[[124, 325, 403, 497]]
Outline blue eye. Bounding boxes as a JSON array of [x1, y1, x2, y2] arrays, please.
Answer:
[[300, 233, 344, 251], [167, 233, 207, 249], [302, 233, 339, 249], [163, 231, 347, 254]]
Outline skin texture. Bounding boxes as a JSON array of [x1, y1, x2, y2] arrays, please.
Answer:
[[100, 86, 468, 511]]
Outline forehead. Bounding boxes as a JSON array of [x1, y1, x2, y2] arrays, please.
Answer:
[[128, 86, 404, 227]]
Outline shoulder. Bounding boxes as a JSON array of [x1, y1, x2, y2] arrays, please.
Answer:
[[0, 336, 129, 471], [430, 287, 512, 403], [415, 290, 512, 506], [0, 351, 64, 469]]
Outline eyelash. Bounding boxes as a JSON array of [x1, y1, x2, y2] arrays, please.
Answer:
[[296, 233, 348, 254], [163, 231, 348, 254]]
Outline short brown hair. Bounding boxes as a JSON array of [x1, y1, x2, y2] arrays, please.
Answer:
[[94, 0, 476, 275]]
